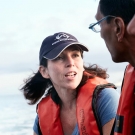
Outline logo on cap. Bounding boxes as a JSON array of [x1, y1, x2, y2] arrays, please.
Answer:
[[52, 33, 76, 45], [55, 33, 70, 40]]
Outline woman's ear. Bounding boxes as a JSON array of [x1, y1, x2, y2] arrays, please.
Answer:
[[39, 66, 50, 79], [114, 17, 125, 42]]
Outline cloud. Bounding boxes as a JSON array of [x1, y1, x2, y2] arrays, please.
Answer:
[[0, 0, 128, 93]]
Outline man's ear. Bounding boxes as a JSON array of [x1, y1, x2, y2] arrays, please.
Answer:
[[39, 66, 50, 79], [114, 17, 125, 42]]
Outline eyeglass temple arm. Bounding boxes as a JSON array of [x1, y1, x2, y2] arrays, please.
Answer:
[[89, 16, 111, 29]]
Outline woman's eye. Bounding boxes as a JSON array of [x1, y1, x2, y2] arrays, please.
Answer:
[[74, 54, 79, 57], [55, 56, 63, 60]]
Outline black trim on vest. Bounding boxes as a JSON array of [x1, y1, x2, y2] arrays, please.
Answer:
[[133, 116, 135, 134], [92, 83, 116, 135], [114, 114, 124, 133], [120, 66, 128, 93]]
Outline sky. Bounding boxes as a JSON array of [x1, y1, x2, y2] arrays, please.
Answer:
[[0, 0, 128, 94]]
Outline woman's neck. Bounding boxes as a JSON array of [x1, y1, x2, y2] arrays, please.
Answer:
[[57, 89, 77, 110]]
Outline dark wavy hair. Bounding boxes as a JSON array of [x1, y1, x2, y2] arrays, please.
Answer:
[[99, 0, 135, 24], [20, 57, 109, 105]]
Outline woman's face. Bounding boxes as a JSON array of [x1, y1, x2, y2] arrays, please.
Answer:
[[43, 45, 84, 91]]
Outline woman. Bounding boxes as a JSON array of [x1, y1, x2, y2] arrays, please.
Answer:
[[20, 32, 119, 135]]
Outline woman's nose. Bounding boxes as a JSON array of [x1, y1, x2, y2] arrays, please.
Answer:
[[66, 57, 74, 67]]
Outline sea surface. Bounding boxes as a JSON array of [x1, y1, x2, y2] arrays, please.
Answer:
[[0, 88, 121, 135], [0, 93, 37, 135]]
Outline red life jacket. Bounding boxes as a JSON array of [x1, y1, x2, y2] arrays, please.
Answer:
[[114, 64, 135, 135], [37, 74, 115, 135]]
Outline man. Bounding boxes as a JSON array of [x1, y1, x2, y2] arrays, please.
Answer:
[[89, 0, 135, 135], [127, 15, 135, 35]]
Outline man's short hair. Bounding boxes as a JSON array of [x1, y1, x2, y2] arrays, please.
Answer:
[[99, 0, 135, 24]]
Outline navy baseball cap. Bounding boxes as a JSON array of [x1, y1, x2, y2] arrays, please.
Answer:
[[39, 32, 89, 61]]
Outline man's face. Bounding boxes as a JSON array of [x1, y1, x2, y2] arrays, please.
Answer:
[[95, 5, 126, 63]]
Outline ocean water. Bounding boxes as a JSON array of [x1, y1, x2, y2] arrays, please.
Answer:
[[0, 93, 37, 135], [0, 88, 121, 135]]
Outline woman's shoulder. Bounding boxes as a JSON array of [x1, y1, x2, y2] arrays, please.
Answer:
[[97, 87, 120, 114], [97, 87, 120, 126], [98, 87, 120, 98]]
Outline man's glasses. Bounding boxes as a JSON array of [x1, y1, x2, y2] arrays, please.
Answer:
[[89, 15, 116, 33]]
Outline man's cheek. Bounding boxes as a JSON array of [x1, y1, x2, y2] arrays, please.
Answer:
[[100, 30, 104, 39]]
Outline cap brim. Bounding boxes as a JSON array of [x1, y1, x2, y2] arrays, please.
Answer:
[[43, 42, 89, 60]]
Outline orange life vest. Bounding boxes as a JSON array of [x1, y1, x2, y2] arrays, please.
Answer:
[[37, 75, 115, 135], [114, 64, 135, 135]]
